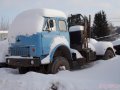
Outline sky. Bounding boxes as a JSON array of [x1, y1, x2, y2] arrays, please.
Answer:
[[0, 0, 120, 26]]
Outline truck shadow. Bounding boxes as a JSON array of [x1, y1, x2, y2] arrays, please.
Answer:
[[71, 60, 97, 71]]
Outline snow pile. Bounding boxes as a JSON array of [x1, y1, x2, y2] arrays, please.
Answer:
[[88, 38, 114, 55], [0, 69, 74, 90], [0, 40, 8, 62], [8, 13, 44, 43], [50, 36, 69, 52], [88, 38, 98, 45], [0, 56, 120, 90], [8, 8, 66, 43], [94, 41, 114, 55]]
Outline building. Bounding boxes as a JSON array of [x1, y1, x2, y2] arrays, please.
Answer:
[[0, 30, 8, 41]]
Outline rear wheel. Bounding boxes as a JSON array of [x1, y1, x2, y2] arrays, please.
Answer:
[[103, 49, 115, 60], [49, 57, 70, 74]]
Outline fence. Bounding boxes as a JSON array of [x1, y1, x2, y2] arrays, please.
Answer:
[[95, 33, 120, 41]]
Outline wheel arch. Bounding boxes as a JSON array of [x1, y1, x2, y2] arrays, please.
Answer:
[[50, 44, 72, 65], [105, 47, 115, 55]]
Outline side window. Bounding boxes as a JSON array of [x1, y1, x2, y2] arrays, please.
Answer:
[[44, 19, 56, 31], [59, 20, 67, 31]]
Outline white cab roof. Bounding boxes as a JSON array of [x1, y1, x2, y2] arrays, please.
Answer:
[[17, 9, 67, 18], [9, 9, 66, 43]]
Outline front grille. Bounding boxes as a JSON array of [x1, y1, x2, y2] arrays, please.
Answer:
[[10, 46, 30, 57]]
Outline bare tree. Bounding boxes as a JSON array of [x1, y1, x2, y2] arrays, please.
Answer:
[[0, 17, 9, 30]]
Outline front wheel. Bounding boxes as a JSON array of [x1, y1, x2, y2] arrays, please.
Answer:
[[103, 49, 115, 60], [49, 57, 70, 74]]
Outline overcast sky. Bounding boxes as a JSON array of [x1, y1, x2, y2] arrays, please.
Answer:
[[0, 0, 120, 26]]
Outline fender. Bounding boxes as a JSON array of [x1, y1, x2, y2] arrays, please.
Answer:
[[41, 36, 71, 64], [50, 44, 72, 61], [93, 42, 115, 55], [89, 38, 115, 55], [49, 36, 71, 61]]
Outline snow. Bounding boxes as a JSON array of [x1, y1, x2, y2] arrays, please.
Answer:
[[8, 8, 66, 43], [8, 13, 44, 43], [88, 38, 98, 45], [88, 38, 115, 55], [88, 43, 96, 51], [0, 39, 120, 90], [41, 55, 50, 64], [0, 31, 8, 33], [69, 25, 84, 32], [112, 39, 120, 46], [70, 49, 83, 58], [50, 36, 70, 53], [0, 56, 120, 90], [94, 41, 114, 55], [0, 40, 8, 62], [6, 56, 33, 59]]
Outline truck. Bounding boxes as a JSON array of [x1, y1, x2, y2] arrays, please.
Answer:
[[6, 9, 115, 74]]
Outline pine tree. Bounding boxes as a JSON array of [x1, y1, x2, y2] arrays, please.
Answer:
[[93, 11, 110, 38]]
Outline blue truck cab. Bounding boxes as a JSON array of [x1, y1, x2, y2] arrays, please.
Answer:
[[6, 9, 115, 74], [6, 9, 72, 73], [10, 16, 69, 58]]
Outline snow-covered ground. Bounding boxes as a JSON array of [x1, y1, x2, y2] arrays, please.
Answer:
[[0, 56, 120, 90], [0, 40, 120, 90]]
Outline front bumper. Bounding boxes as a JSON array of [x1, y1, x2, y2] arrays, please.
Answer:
[[6, 57, 40, 67]]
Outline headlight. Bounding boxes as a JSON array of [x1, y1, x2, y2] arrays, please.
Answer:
[[7, 59, 10, 64], [31, 60, 34, 65]]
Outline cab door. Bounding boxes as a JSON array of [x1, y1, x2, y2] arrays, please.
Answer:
[[41, 18, 59, 55]]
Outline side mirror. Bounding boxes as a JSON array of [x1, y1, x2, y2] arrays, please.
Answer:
[[49, 20, 54, 28]]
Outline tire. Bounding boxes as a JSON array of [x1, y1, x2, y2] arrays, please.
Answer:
[[19, 67, 29, 74], [49, 57, 70, 74], [103, 49, 115, 60]]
